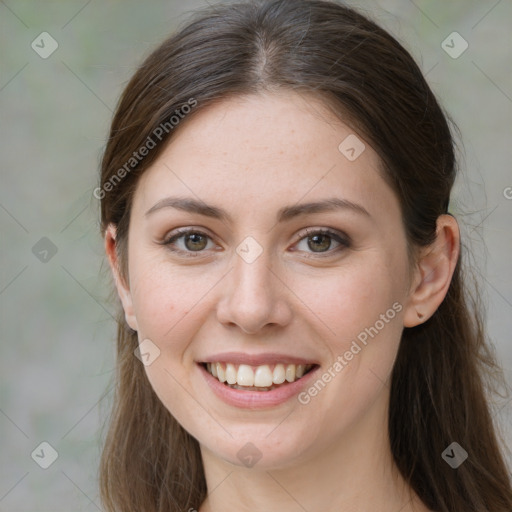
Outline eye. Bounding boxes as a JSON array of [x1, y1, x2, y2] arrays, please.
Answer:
[[292, 228, 350, 256], [160, 227, 350, 259], [161, 228, 216, 257]]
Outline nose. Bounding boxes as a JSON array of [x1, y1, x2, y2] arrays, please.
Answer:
[[216, 248, 293, 334]]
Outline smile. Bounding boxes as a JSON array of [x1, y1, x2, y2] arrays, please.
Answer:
[[203, 362, 316, 391]]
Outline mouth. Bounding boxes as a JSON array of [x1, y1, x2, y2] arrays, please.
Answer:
[[201, 362, 317, 391]]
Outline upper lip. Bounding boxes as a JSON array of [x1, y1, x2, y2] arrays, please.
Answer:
[[198, 352, 319, 366]]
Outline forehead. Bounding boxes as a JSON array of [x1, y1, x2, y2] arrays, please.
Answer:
[[132, 91, 398, 222]]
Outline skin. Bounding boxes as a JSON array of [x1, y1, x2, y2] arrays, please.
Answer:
[[105, 91, 460, 512]]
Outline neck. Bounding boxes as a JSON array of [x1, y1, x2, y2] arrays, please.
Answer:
[[199, 389, 429, 512]]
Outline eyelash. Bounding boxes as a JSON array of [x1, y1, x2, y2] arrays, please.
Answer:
[[160, 227, 350, 259]]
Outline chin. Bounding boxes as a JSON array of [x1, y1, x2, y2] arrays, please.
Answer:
[[198, 425, 320, 471]]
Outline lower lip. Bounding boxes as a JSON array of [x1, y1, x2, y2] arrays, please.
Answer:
[[199, 364, 319, 409]]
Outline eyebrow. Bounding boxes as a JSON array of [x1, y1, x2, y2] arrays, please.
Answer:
[[145, 196, 370, 222]]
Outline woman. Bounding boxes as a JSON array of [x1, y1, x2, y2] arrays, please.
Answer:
[[97, 1, 512, 510]]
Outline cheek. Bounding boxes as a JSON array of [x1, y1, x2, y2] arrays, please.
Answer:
[[129, 256, 212, 342], [292, 252, 407, 398], [127, 260, 211, 424], [293, 264, 405, 435], [296, 259, 405, 339]]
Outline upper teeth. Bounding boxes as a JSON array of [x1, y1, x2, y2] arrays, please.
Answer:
[[206, 362, 313, 387]]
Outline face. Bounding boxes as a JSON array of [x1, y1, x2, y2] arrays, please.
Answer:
[[111, 91, 417, 470]]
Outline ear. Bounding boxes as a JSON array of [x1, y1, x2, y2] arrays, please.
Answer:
[[105, 223, 138, 331], [403, 214, 460, 327]]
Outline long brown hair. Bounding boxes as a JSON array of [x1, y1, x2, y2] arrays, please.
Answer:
[[97, 1, 512, 510]]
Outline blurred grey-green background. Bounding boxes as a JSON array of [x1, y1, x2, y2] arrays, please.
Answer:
[[1, 0, 511, 510]]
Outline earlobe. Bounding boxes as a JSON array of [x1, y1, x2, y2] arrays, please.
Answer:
[[105, 224, 138, 331], [403, 214, 460, 327]]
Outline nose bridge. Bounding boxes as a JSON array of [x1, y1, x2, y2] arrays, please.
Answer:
[[234, 246, 274, 300], [216, 239, 291, 333]]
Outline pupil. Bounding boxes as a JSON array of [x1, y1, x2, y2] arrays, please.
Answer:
[[308, 234, 330, 252], [186, 233, 206, 251]]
